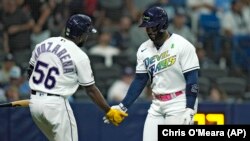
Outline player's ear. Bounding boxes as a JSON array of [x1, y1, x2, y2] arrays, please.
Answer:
[[73, 36, 83, 46]]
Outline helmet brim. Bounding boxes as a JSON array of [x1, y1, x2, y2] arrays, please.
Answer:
[[139, 21, 158, 28]]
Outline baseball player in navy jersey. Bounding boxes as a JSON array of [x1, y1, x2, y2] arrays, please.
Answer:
[[104, 6, 200, 141], [27, 14, 127, 141]]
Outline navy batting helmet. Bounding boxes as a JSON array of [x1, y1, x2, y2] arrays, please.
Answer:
[[65, 14, 97, 38], [139, 6, 168, 31]]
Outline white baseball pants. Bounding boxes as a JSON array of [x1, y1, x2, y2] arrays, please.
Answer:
[[29, 94, 78, 141], [143, 93, 198, 141]]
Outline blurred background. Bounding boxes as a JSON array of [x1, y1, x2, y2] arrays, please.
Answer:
[[0, 0, 250, 140]]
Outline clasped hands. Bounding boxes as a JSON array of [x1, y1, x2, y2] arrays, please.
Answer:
[[104, 103, 128, 126], [104, 106, 194, 125]]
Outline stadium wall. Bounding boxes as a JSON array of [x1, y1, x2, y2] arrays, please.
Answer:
[[0, 102, 250, 141]]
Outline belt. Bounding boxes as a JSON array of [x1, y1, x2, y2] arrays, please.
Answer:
[[31, 90, 61, 97], [154, 91, 183, 101]]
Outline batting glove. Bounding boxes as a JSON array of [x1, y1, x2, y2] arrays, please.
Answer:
[[103, 103, 128, 126], [181, 108, 195, 125]]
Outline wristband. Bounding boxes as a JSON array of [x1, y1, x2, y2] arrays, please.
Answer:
[[119, 103, 128, 112]]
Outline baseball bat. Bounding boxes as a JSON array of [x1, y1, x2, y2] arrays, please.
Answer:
[[0, 99, 30, 107]]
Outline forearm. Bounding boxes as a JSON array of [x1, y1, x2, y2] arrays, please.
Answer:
[[36, 7, 51, 27], [3, 32, 9, 52], [19, 20, 35, 32], [85, 84, 110, 113], [184, 69, 199, 109], [121, 73, 149, 108]]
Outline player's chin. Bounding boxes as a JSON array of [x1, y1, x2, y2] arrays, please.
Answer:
[[149, 35, 156, 41]]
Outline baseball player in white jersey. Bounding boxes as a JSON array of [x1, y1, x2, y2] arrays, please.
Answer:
[[103, 6, 200, 141], [28, 14, 127, 141]]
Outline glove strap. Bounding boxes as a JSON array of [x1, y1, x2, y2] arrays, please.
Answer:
[[119, 103, 128, 112]]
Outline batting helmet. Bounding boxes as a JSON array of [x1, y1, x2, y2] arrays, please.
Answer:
[[65, 14, 97, 38], [139, 6, 168, 31]]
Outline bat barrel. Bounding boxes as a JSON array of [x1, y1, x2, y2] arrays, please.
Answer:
[[0, 100, 30, 107]]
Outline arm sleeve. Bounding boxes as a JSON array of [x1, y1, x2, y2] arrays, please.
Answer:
[[121, 73, 149, 108], [183, 69, 199, 109]]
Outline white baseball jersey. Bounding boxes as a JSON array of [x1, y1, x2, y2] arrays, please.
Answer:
[[29, 36, 95, 97], [136, 33, 200, 94]]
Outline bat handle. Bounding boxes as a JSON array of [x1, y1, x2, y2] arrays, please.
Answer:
[[0, 103, 12, 107]]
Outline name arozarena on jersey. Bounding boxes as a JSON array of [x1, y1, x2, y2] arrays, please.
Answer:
[[34, 41, 74, 73]]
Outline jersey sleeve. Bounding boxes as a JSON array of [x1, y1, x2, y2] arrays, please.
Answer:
[[29, 46, 37, 66], [76, 57, 95, 86], [180, 42, 200, 73], [136, 48, 147, 73]]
